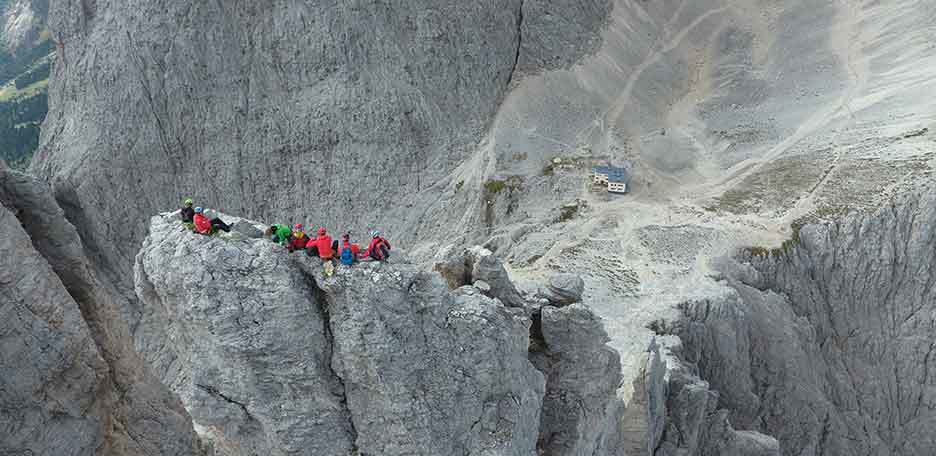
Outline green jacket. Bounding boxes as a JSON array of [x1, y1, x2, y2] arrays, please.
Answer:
[[271, 224, 293, 244]]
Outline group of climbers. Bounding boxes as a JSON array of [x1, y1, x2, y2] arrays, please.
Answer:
[[180, 198, 391, 265], [265, 223, 392, 264], [181, 198, 231, 234]]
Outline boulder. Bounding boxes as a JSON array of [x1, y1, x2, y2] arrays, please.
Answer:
[[538, 273, 585, 306], [434, 245, 526, 307], [468, 246, 526, 308], [230, 219, 263, 238]]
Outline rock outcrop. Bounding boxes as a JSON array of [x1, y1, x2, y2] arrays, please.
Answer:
[[434, 245, 526, 308], [537, 273, 585, 307], [664, 190, 936, 455], [529, 303, 625, 455], [0, 165, 200, 455], [135, 213, 647, 455]]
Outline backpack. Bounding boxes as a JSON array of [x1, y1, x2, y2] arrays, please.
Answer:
[[340, 244, 355, 265]]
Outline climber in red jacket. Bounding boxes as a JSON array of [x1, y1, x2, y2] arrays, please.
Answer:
[[363, 230, 391, 261], [307, 227, 334, 260], [193, 207, 213, 234]]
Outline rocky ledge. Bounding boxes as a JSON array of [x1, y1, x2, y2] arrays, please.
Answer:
[[133, 213, 629, 455]]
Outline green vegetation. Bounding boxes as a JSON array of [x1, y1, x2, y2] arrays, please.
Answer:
[[556, 201, 586, 223], [0, 91, 47, 163], [14, 60, 50, 90], [647, 319, 673, 335], [744, 205, 851, 259], [483, 179, 508, 194], [482, 176, 523, 195], [558, 205, 578, 222], [0, 78, 48, 102], [705, 155, 832, 214], [745, 246, 772, 257], [0, 31, 53, 166]]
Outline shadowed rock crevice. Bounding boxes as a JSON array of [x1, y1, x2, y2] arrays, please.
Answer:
[[294, 260, 361, 454]]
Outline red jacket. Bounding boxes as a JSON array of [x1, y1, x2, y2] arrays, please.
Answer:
[[193, 213, 212, 234], [364, 237, 391, 260], [308, 235, 334, 259]]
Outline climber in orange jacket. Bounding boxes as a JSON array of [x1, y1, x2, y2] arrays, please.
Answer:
[[287, 224, 308, 252], [307, 227, 334, 260]]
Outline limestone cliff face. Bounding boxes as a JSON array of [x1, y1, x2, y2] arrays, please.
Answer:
[[666, 190, 936, 455], [31, 0, 611, 290], [0, 164, 200, 455]]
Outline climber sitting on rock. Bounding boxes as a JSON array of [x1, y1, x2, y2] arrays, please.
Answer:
[[287, 224, 308, 252], [180, 198, 195, 223], [192, 207, 231, 235], [363, 230, 391, 262], [265, 223, 293, 245], [338, 232, 361, 265], [307, 227, 334, 261]]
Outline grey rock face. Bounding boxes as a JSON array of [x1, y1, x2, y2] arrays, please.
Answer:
[[616, 338, 778, 456], [537, 273, 585, 306], [0, 198, 107, 455], [516, 0, 612, 76], [30, 0, 626, 307], [135, 215, 354, 455], [136, 214, 552, 455], [654, 349, 780, 456], [229, 219, 263, 238], [529, 303, 624, 456], [434, 245, 526, 307], [0, 165, 200, 456], [670, 190, 936, 455]]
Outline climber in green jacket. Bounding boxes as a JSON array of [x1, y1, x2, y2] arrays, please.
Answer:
[[265, 224, 294, 245]]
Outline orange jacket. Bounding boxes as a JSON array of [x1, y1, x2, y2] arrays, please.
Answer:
[[289, 233, 308, 250]]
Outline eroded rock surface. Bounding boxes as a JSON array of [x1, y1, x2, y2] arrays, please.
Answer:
[[529, 303, 625, 456], [136, 214, 554, 455], [668, 190, 936, 455], [0, 165, 200, 455]]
